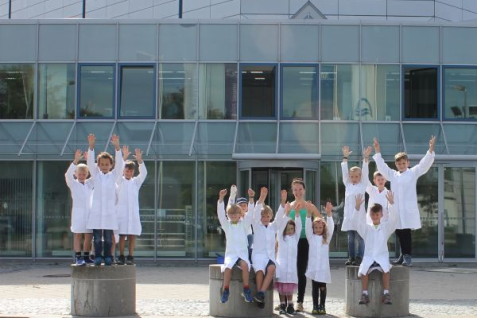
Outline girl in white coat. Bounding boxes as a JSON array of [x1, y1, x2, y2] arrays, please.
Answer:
[[274, 202, 302, 315], [305, 202, 334, 315], [65, 149, 93, 266], [116, 148, 147, 265]]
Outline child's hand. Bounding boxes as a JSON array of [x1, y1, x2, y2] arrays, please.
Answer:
[[259, 187, 268, 202], [342, 145, 352, 158], [305, 201, 312, 217], [284, 202, 291, 216], [363, 146, 372, 161], [111, 134, 120, 150], [325, 201, 333, 217], [281, 189, 287, 204], [133, 148, 143, 164], [248, 188, 255, 198], [229, 185, 237, 198], [373, 137, 381, 153], [88, 134, 96, 150], [355, 194, 364, 210], [122, 145, 130, 160], [74, 149, 82, 164], [429, 135, 436, 153], [83, 150, 88, 161], [386, 191, 394, 205], [219, 189, 227, 202]]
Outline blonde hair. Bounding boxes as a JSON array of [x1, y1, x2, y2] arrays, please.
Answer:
[[349, 166, 362, 174], [261, 205, 274, 218], [227, 204, 242, 216], [313, 217, 329, 244], [394, 152, 408, 162], [76, 163, 89, 174]]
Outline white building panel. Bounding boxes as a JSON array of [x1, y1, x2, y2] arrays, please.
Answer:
[[130, 0, 154, 11], [184, 6, 211, 18], [463, 0, 477, 12], [86, 7, 107, 18], [241, 0, 289, 14], [153, 1, 178, 18], [183, 0, 211, 12], [339, 0, 387, 16], [387, 0, 434, 17], [439, 0, 462, 7], [129, 7, 154, 18], [211, 0, 240, 19], [310, 0, 339, 15], [463, 9, 477, 20], [107, 1, 129, 18], [289, 0, 308, 13], [436, 2, 464, 22]]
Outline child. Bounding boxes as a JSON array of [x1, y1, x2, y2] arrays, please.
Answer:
[[228, 185, 255, 260], [365, 171, 389, 225], [305, 201, 334, 315], [86, 134, 125, 266], [275, 200, 302, 315], [217, 188, 254, 304], [351, 192, 398, 305], [116, 148, 147, 265], [341, 145, 371, 266], [65, 149, 93, 266], [373, 136, 436, 266]]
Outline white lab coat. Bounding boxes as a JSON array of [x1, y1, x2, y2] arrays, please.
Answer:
[[341, 161, 368, 231], [373, 151, 435, 230], [275, 214, 302, 284], [228, 197, 254, 235], [65, 163, 93, 234], [116, 162, 147, 236], [305, 216, 335, 283], [86, 149, 124, 230], [217, 200, 253, 273], [365, 183, 389, 225], [350, 204, 399, 277]]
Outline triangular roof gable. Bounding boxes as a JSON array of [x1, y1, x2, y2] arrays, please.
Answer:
[[292, 1, 327, 20]]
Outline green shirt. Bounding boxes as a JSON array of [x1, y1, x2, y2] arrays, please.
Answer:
[[289, 209, 308, 239]]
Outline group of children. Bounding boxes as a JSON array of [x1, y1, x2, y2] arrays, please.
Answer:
[[65, 134, 147, 266], [218, 135, 436, 314]]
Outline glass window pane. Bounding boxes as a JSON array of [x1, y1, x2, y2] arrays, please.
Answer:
[[23, 122, 73, 155], [402, 123, 446, 154], [402, 27, 439, 64], [280, 25, 319, 62], [113, 122, 155, 153], [199, 64, 237, 119], [200, 24, 238, 61], [321, 123, 360, 158], [38, 64, 76, 119], [443, 27, 477, 64], [194, 122, 235, 157], [0, 25, 36, 61], [198, 161, 236, 258], [241, 65, 276, 118], [362, 123, 404, 157], [119, 24, 157, 61], [0, 122, 34, 155], [79, 25, 117, 61], [119, 65, 155, 118], [278, 123, 319, 153], [159, 64, 198, 119], [66, 122, 115, 155], [320, 64, 359, 121], [361, 26, 399, 63], [360, 65, 400, 121], [136, 161, 155, 258], [236, 122, 277, 153], [444, 67, 477, 120], [403, 66, 438, 120], [153, 122, 195, 158], [282, 65, 318, 119], [78, 65, 115, 118], [159, 24, 197, 61], [443, 167, 475, 258], [321, 25, 359, 62], [444, 124, 477, 155], [39, 25, 77, 61], [240, 25, 278, 61], [0, 64, 34, 119], [0, 161, 33, 257], [157, 161, 195, 258]]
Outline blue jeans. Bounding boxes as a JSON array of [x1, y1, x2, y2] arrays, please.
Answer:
[[93, 229, 113, 258], [347, 230, 365, 259]]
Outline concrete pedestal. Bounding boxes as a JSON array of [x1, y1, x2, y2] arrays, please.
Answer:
[[209, 264, 273, 317], [71, 265, 136, 317], [345, 266, 409, 317]]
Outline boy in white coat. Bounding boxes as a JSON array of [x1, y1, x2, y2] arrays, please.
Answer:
[[365, 171, 390, 225], [116, 148, 147, 266], [228, 185, 255, 261], [65, 149, 93, 266], [373, 135, 436, 266], [341, 146, 371, 266], [217, 188, 254, 304], [86, 134, 125, 266], [351, 192, 398, 305]]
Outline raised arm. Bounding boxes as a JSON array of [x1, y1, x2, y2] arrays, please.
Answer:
[[133, 149, 147, 187], [87, 134, 98, 178], [227, 185, 237, 206], [325, 202, 335, 241], [276, 201, 291, 234], [111, 135, 124, 180], [350, 194, 367, 238], [294, 209, 302, 241], [372, 137, 395, 182], [252, 187, 268, 225], [384, 192, 399, 237], [305, 202, 313, 240], [65, 150, 82, 187], [217, 189, 228, 229], [272, 189, 288, 230], [360, 158, 370, 187], [411, 135, 436, 177], [341, 146, 351, 185]]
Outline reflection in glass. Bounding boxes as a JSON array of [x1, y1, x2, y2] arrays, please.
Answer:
[[444, 67, 477, 120], [444, 167, 475, 258], [282, 66, 318, 119], [321, 123, 360, 157], [236, 122, 277, 153], [0, 162, 32, 256], [241, 65, 276, 118], [38, 64, 75, 119], [404, 66, 438, 119], [120, 65, 155, 118], [78, 65, 115, 118], [278, 123, 319, 153], [0, 64, 34, 119], [136, 161, 155, 257], [194, 122, 235, 157], [402, 124, 446, 154], [443, 124, 477, 155], [362, 123, 404, 156], [154, 122, 195, 157], [159, 64, 197, 119], [199, 64, 237, 119]]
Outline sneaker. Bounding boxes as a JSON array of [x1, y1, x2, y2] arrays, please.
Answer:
[[84, 256, 94, 265], [94, 256, 103, 266], [392, 254, 404, 265], [279, 304, 287, 314], [254, 291, 265, 303], [382, 293, 392, 305], [345, 258, 355, 266], [126, 255, 135, 265], [241, 288, 253, 303], [117, 255, 126, 265], [75, 257, 85, 266], [257, 301, 265, 309], [296, 302, 304, 312], [402, 254, 412, 267], [319, 304, 326, 315], [220, 289, 230, 303], [286, 304, 296, 314], [359, 293, 370, 305], [312, 305, 319, 314], [104, 256, 113, 266], [353, 256, 362, 266]]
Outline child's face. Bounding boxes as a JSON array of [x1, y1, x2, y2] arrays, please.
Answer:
[[227, 212, 241, 224], [123, 168, 134, 180], [285, 223, 295, 236], [261, 211, 272, 226], [292, 184, 305, 200], [313, 221, 324, 235], [98, 158, 113, 174], [371, 211, 383, 225], [75, 169, 88, 182], [373, 175, 387, 189], [349, 170, 361, 184], [239, 203, 248, 214], [395, 158, 410, 172]]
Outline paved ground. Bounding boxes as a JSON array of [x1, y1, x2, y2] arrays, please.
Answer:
[[0, 260, 476, 318]]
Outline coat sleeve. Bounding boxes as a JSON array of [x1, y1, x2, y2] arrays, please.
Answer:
[[341, 161, 349, 186], [305, 216, 313, 241], [326, 215, 335, 242], [252, 202, 262, 226], [350, 206, 367, 239], [411, 151, 435, 177], [65, 163, 76, 188], [294, 215, 302, 241], [384, 204, 399, 238], [243, 203, 254, 228], [135, 162, 148, 188], [271, 204, 285, 231], [87, 149, 98, 178], [361, 160, 370, 187], [373, 153, 395, 182], [217, 200, 228, 232], [113, 150, 125, 181]]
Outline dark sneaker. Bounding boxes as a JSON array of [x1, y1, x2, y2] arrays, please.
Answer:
[[241, 288, 253, 303], [104, 256, 113, 266], [84, 256, 94, 265], [296, 302, 304, 312], [392, 254, 404, 265], [254, 291, 265, 303], [257, 301, 265, 309], [75, 257, 85, 266], [279, 304, 287, 314], [359, 293, 370, 305], [402, 254, 412, 267], [382, 293, 392, 305], [311, 305, 319, 314], [345, 258, 355, 265], [319, 304, 326, 315], [117, 255, 126, 265], [353, 256, 362, 266], [286, 304, 296, 314], [126, 255, 135, 265], [94, 256, 103, 266], [220, 289, 230, 303]]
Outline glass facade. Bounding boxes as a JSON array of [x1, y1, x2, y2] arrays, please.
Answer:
[[0, 21, 476, 261]]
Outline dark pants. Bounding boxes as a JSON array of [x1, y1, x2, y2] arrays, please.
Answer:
[[297, 238, 309, 304], [395, 228, 412, 255], [312, 281, 327, 307], [93, 229, 113, 258]]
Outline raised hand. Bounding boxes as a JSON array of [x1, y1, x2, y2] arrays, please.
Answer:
[[83, 150, 88, 161], [363, 146, 372, 161], [284, 202, 292, 216], [373, 137, 381, 153], [219, 189, 227, 202], [325, 201, 333, 217], [259, 187, 268, 203], [281, 189, 287, 205], [88, 134, 96, 150], [74, 149, 82, 164], [355, 194, 364, 210], [342, 145, 352, 158], [133, 148, 143, 164], [248, 188, 255, 198], [429, 135, 436, 153], [386, 191, 394, 205], [111, 134, 120, 151], [305, 201, 312, 217]]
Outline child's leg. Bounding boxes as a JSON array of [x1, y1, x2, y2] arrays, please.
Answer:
[[103, 230, 113, 257], [240, 260, 250, 287], [312, 280, 319, 307], [383, 272, 390, 291], [92, 230, 103, 257], [319, 283, 327, 307], [260, 263, 275, 292], [128, 235, 136, 256], [279, 293, 286, 304], [74, 233, 82, 253], [296, 238, 309, 304], [361, 274, 369, 292], [119, 235, 126, 255], [255, 270, 264, 291], [83, 233, 92, 252], [223, 268, 232, 290], [356, 232, 365, 259], [347, 231, 356, 259]]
